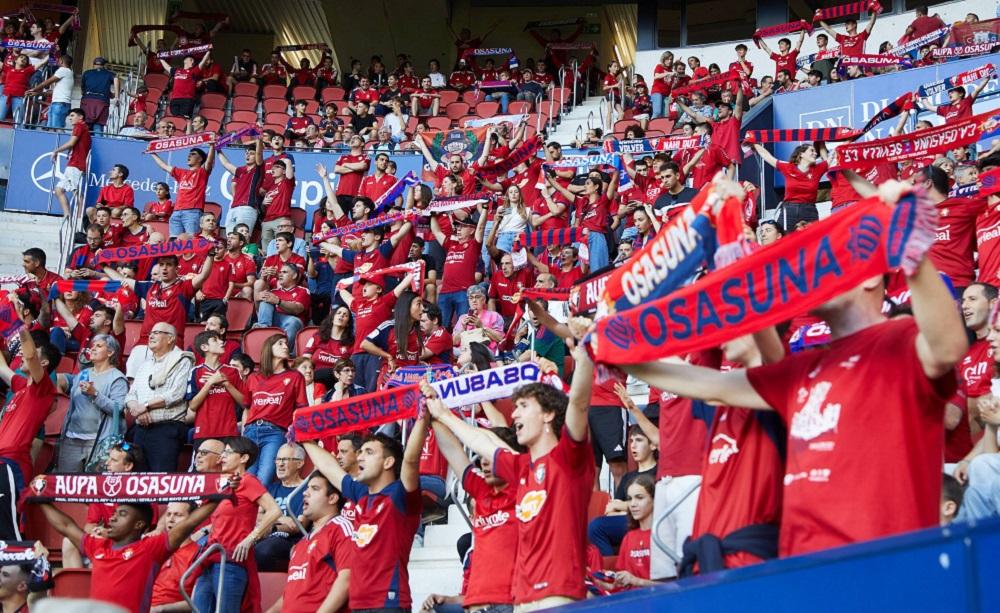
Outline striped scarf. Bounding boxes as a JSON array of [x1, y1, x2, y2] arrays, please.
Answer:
[[743, 127, 861, 144], [813, 0, 882, 21]]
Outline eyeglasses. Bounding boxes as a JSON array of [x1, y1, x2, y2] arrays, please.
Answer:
[[195, 449, 221, 457], [149, 330, 175, 337], [275, 457, 302, 463]]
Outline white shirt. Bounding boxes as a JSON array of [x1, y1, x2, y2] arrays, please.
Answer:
[[383, 112, 408, 138], [428, 71, 446, 88], [26, 40, 49, 69], [51, 66, 73, 104]]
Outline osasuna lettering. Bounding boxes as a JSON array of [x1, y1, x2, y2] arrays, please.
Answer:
[[53, 474, 208, 496], [435, 363, 540, 401], [98, 237, 212, 263], [308, 394, 403, 432], [619, 209, 709, 306]]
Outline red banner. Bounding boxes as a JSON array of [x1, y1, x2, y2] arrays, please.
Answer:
[[292, 385, 420, 440], [932, 43, 1000, 58], [949, 17, 1000, 46], [25, 472, 235, 503], [96, 237, 215, 264], [569, 268, 614, 315], [144, 132, 215, 154]]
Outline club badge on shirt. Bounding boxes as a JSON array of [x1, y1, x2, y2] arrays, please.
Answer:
[[534, 463, 546, 484]]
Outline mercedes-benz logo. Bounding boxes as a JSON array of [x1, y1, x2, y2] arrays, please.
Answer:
[[31, 152, 67, 192]]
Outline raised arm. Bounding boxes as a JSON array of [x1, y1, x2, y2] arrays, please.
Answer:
[[168, 499, 221, 551], [817, 20, 838, 39], [621, 358, 770, 409], [150, 153, 174, 173], [794, 29, 806, 52], [303, 441, 348, 486], [865, 10, 878, 35], [673, 97, 709, 124], [38, 503, 85, 551], [564, 342, 592, 442], [757, 39, 774, 56], [751, 143, 779, 168], [190, 251, 215, 290], [474, 202, 488, 243], [421, 379, 501, 460], [401, 409, 431, 492], [216, 150, 237, 174], [429, 214, 447, 245], [414, 138, 440, 171]]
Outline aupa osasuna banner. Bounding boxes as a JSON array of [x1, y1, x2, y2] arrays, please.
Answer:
[[25, 472, 235, 503]]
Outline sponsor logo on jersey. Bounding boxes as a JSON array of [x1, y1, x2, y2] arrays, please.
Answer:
[[790, 381, 841, 441], [515, 490, 547, 522], [354, 523, 378, 547]]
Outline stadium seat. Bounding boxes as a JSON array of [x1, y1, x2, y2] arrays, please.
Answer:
[[405, 116, 419, 133], [263, 97, 289, 114], [264, 123, 286, 134], [25, 502, 88, 559], [123, 319, 143, 355], [144, 99, 159, 117], [265, 112, 290, 127], [259, 572, 287, 611], [56, 354, 78, 374], [435, 90, 457, 107], [144, 220, 169, 239], [262, 84, 287, 99], [200, 93, 227, 110], [458, 115, 478, 127], [52, 568, 92, 598], [508, 100, 532, 114], [231, 96, 258, 113], [491, 397, 514, 424], [231, 110, 259, 125], [291, 86, 316, 100], [614, 119, 638, 134], [233, 82, 258, 98], [242, 328, 285, 366], [205, 119, 221, 133], [648, 118, 675, 134], [445, 102, 470, 121], [184, 323, 206, 353], [588, 490, 610, 522], [144, 73, 169, 91], [426, 116, 451, 131], [304, 100, 320, 115], [296, 326, 319, 357], [226, 298, 255, 332], [205, 202, 223, 219], [475, 101, 500, 118], [290, 208, 307, 236], [45, 395, 69, 437], [200, 108, 225, 123], [163, 116, 187, 131], [33, 439, 54, 476], [462, 91, 483, 106], [321, 86, 346, 102]]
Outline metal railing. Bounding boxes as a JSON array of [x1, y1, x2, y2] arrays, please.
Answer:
[[181, 542, 228, 613], [651, 480, 701, 565], [571, 58, 579, 109], [285, 471, 315, 537], [450, 476, 472, 530], [587, 109, 596, 131]]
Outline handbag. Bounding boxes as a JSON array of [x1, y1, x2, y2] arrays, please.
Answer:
[[84, 403, 125, 473]]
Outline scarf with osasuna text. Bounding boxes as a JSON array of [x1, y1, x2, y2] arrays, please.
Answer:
[[157, 44, 212, 59], [145, 132, 215, 154], [424, 196, 489, 215], [752, 20, 812, 46], [514, 228, 587, 250], [813, 0, 881, 21], [96, 237, 215, 264], [569, 267, 614, 315], [386, 363, 457, 388], [591, 189, 935, 364], [462, 47, 520, 70], [476, 136, 543, 176], [373, 172, 420, 213], [796, 48, 841, 69], [742, 127, 860, 145], [24, 472, 236, 503], [214, 125, 259, 150], [0, 275, 29, 286], [293, 385, 419, 440], [933, 43, 1000, 58], [274, 43, 330, 52], [890, 27, 950, 56], [604, 135, 703, 154], [545, 153, 631, 188], [839, 54, 911, 68], [49, 279, 122, 301], [335, 260, 424, 290], [600, 182, 751, 315], [0, 39, 53, 50], [312, 209, 415, 244], [672, 70, 746, 97], [128, 25, 185, 46], [832, 110, 997, 171], [918, 63, 996, 98]]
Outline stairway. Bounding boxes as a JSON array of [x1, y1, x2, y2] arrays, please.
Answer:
[[409, 503, 468, 610], [547, 96, 611, 147], [0, 211, 67, 278]]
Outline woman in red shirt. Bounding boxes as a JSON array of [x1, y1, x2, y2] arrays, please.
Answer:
[[651, 51, 675, 118], [751, 142, 828, 232], [549, 169, 619, 271], [303, 304, 355, 388], [602, 60, 625, 128], [613, 475, 656, 589], [142, 182, 173, 221], [0, 54, 35, 124]]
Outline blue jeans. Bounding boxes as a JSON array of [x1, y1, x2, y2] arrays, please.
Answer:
[[244, 421, 286, 486], [588, 514, 629, 555], [485, 92, 510, 114], [256, 303, 304, 347], [48, 102, 69, 129], [957, 453, 1000, 522], [0, 95, 23, 124], [193, 561, 247, 613], [350, 353, 382, 393], [49, 327, 80, 355], [496, 230, 518, 254], [168, 209, 202, 237], [651, 93, 666, 118], [585, 231, 609, 271], [438, 291, 469, 330], [224, 205, 258, 233]]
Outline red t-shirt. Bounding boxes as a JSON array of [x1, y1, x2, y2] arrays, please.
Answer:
[[441, 237, 482, 294], [260, 152, 291, 194], [578, 195, 610, 234], [136, 279, 196, 343], [555, 265, 583, 289], [769, 51, 799, 77], [84, 532, 172, 612], [170, 167, 209, 211], [908, 14, 946, 40], [462, 466, 517, 607], [68, 121, 91, 171], [713, 116, 742, 164], [304, 333, 352, 367], [225, 252, 257, 286], [188, 363, 244, 439], [493, 428, 596, 603], [691, 144, 733, 191], [949, 338, 990, 460], [145, 199, 173, 219], [691, 405, 784, 569], [488, 268, 532, 318], [2, 374, 56, 480], [207, 472, 267, 557], [282, 515, 355, 613], [423, 327, 453, 363], [108, 224, 149, 248], [359, 173, 397, 203], [976, 205, 1000, 284], [651, 64, 672, 96], [352, 293, 397, 354], [657, 349, 720, 479], [231, 165, 258, 208], [3, 65, 34, 97], [170, 66, 201, 100], [245, 369, 308, 428], [262, 253, 307, 289], [273, 284, 311, 322], [262, 177, 296, 221], [336, 154, 370, 197], [150, 540, 200, 608], [98, 184, 135, 208], [929, 196, 984, 288], [937, 97, 974, 122], [776, 160, 829, 204], [200, 259, 232, 299], [616, 528, 651, 581], [835, 31, 869, 56], [746, 318, 954, 557]]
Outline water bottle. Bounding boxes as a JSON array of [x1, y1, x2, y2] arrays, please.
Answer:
[[78, 368, 90, 393]]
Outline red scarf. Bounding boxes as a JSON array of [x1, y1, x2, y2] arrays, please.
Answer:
[[144, 132, 215, 154], [672, 69, 744, 97], [752, 20, 812, 46], [292, 385, 420, 440], [592, 189, 935, 364], [743, 127, 860, 144], [813, 0, 882, 21], [476, 136, 543, 176], [25, 473, 235, 503], [96, 236, 214, 264]]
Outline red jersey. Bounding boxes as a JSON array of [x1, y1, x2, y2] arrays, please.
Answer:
[[339, 477, 421, 610], [245, 370, 308, 429], [97, 183, 135, 208], [231, 165, 258, 208], [423, 327, 453, 364], [272, 285, 311, 322], [776, 160, 829, 204], [493, 428, 596, 603], [929, 196, 984, 288], [151, 541, 200, 608], [449, 70, 476, 89], [713, 116, 742, 164], [145, 199, 173, 219], [462, 466, 517, 607], [136, 279, 196, 343], [419, 429, 448, 479], [658, 350, 720, 479], [84, 532, 172, 612], [651, 64, 672, 96], [352, 293, 397, 354], [555, 265, 583, 289], [691, 144, 732, 190], [2, 374, 56, 480], [746, 318, 954, 556], [949, 338, 991, 460], [977, 205, 1000, 284], [200, 259, 232, 300], [68, 121, 91, 171], [441, 237, 481, 294], [282, 515, 355, 613], [488, 268, 531, 318], [262, 253, 307, 289], [835, 31, 869, 56], [187, 363, 244, 439], [692, 406, 784, 569], [207, 472, 267, 558], [937, 97, 974, 122], [359, 172, 397, 203], [260, 152, 291, 194], [304, 333, 351, 367], [225, 252, 257, 286], [335, 154, 370, 197], [769, 51, 799, 77], [108, 224, 149, 248], [170, 66, 201, 100], [349, 87, 380, 105], [262, 177, 296, 222], [170, 167, 209, 211], [2, 65, 34, 97], [616, 528, 651, 581], [578, 196, 610, 234]]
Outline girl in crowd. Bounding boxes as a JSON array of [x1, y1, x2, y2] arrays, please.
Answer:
[[751, 142, 828, 232], [142, 182, 173, 222], [614, 474, 657, 589], [361, 290, 424, 388], [302, 304, 355, 389]]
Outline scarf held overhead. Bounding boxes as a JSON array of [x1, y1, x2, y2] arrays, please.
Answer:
[[25, 472, 236, 503], [312, 210, 415, 244], [293, 384, 420, 440], [752, 20, 812, 46], [96, 237, 215, 264], [157, 44, 212, 59], [918, 63, 995, 98], [49, 279, 122, 301], [514, 228, 587, 250], [335, 260, 424, 291], [931, 43, 999, 58], [373, 172, 420, 213], [839, 54, 911, 67], [813, 0, 882, 21], [742, 127, 861, 145], [592, 189, 935, 364], [671, 69, 745, 97], [214, 125, 259, 150], [605, 135, 704, 154], [475, 136, 543, 176], [859, 91, 916, 134], [145, 132, 215, 153]]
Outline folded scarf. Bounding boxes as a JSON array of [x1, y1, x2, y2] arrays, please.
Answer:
[[592, 188, 935, 364], [373, 172, 420, 214], [605, 135, 704, 154], [859, 91, 916, 134], [274, 43, 329, 52], [145, 132, 215, 154], [918, 63, 995, 98], [157, 44, 212, 59], [672, 69, 745, 97], [932, 43, 1000, 58], [25, 472, 236, 503], [839, 53, 911, 67], [128, 24, 185, 46], [49, 279, 122, 301], [214, 125, 259, 150], [796, 48, 841, 69], [743, 127, 860, 144], [476, 136, 543, 176], [515, 228, 587, 250], [813, 0, 882, 21], [335, 260, 424, 290], [312, 210, 415, 244], [752, 20, 812, 46], [96, 237, 215, 264], [889, 27, 950, 57], [832, 110, 997, 170]]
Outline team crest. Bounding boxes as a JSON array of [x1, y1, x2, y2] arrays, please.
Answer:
[[122, 548, 134, 560], [283, 378, 290, 386], [515, 490, 547, 522], [354, 523, 378, 547], [102, 475, 123, 497], [216, 476, 231, 492], [534, 463, 546, 484], [30, 477, 46, 495], [308, 541, 318, 554]]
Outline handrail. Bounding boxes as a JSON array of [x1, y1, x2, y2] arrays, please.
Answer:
[[575, 124, 583, 145], [650, 480, 701, 565], [535, 93, 544, 134], [558, 65, 567, 92], [587, 109, 596, 131], [181, 542, 228, 613], [286, 470, 316, 537], [450, 475, 472, 530]]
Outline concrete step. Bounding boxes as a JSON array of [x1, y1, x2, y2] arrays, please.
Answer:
[[0, 211, 66, 277]]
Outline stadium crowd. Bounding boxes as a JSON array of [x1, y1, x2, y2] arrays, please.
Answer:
[[0, 3, 997, 613]]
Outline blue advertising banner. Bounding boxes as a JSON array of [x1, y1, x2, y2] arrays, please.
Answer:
[[5, 131, 426, 228], [770, 52, 1000, 186]]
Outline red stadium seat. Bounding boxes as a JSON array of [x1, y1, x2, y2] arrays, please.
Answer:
[[233, 82, 258, 98], [265, 112, 290, 126], [24, 502, 89, 558], [296, 326, 319, 357], [123, 319, 144, 355], [226, 298, 255, 332], [426, 116, 451, 131], [321, 86, 345, 102], [445, 102, 470, 120], [45, 395, 69, 437], [205, 202, 223, 219], [232, 96, 258, 113], [56, 354, 77, 374], [461, 91, 483, 106], [588, 490, 610, 522], [437, 90, 459, 107], [264, 123, 286, 134], [304, 100, 320, 115], [144, 220, 169, 240], [290, 208, 307, 235], [648, 118, 675, 134], [205, 119, 221, 133], [52, 568, 92, 598], [200, 108, 225, 124], [291, 86, 316, 100], [262, 98, 289, 115], [614, 120, 639, 134], [508, 100, 532, 114], [405, 116, 419, 134], [200, 92, 227, 110], [144, 99, 160, 117], [242, 328, 285, 366], [231, 110, 259, 125], [184, 323, 206, 353], [162, 116, 187, 130], [491, 397, 514, 424], [144, 73, 169, 91], [475, 101, 500, 118], [259, 572, 287, 611], [262, 84, 287, 99]]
